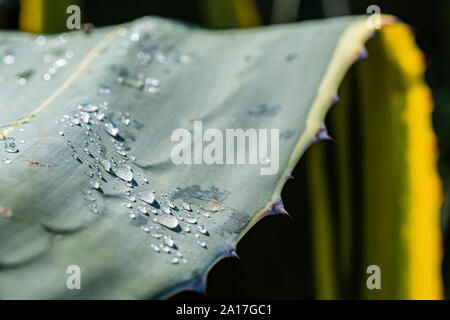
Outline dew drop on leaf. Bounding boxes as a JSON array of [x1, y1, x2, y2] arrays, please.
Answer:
[[79, 103, 98, 113], [104, 122, 119, 136], [163, 235, 175, 248], [114, 165, 133, 181], [138, 191, 155, 204], [197, 240, 207, 248], [100, 159, 111, 172], [154, 215, 179, 229]]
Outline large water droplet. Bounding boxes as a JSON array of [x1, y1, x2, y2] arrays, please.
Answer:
[[138, 191, 155, 204], [154, 215, 179, 229], [79, 103, 98, 113], [181, 201, 191, 211], [100, 159, 111, 172], [90, 180, 101, 190], [114, 165, 133, 181], [185, 215, 197, 224], [104, 122, 119, 137], [3, 138, 18, 153], [197, 225, 207, 235]]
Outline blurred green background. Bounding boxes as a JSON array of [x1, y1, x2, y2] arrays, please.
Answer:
[[1, 0, 449, 299]]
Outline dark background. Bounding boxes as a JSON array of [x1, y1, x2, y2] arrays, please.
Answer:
[[1, 0, 448, 299]]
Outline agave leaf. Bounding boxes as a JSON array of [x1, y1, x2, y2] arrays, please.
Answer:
[[0, 15, 439, 299]]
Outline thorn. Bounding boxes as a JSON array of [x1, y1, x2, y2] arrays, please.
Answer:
[[270, 196, 292, 219], [331, 93, 340, 105], [314, 124, 334, 142], [228, 245, 240, 260], [285, 172, 295, 180], [189, 275, 207, 296], [355, 47, 368, 61]]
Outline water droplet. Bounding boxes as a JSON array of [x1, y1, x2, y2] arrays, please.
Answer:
[[138, 191, 155, 204], [96, 111, 106, 121], [167, 200, 176, 209], [3, 157, 12, 164], [80, 112, 90, 124], [151, 243, 160, 252], [181, 201, 191, 211], [122, 202, 132, 208], [185, 215, 197, 224], [152, 233, 163, 239], [100, 159, 111, 172], [162, 206, 171, 214], [3, 53, 15, 65], [36, 35, 46, 46], [90, 180, 101, 190], [104, 122, 119, 137], [197, 225, 207, 235], [114, 165, 133, 181], [129, 213, 136, 219], [55, 58, 66, 68], [79, 103, 98, 113], [178, 54, 192, 64], [130, 32, 140, 42], [140, 226, 150, 233], [197, 240, 207, 248], [127, 195, 136, 202], [154, 215, 179, 229], [99, 85, 111, 95], [170, 257, 179, 264], [163, 235, 175, 248], [70, 117, 81, 126], [137, 206, 148, 214], [3, 138, 18, 153], [162, 245, 171, 253]]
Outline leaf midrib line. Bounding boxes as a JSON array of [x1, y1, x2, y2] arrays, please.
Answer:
[[0, 25, 123, 140]]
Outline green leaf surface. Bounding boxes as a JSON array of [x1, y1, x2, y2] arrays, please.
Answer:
[[0, 15, 371, 299]]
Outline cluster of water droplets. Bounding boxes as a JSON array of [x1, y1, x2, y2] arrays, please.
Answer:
[[51, 20, 210, 266], [59, 96, 214, 264], [0, 127, 28, 164], [2, 17, 209, 266], [2, 33, 74, 86]]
